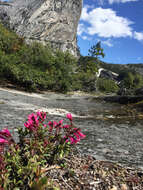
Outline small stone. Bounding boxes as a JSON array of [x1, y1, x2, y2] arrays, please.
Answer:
[[102, 148, 112, 154], [121, 184, 128, 190], [110, 186, 118, 190]]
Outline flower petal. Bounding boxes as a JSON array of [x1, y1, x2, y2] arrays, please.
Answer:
[[66, 113, 72, 121], [0, 138, 8, 144], [0, 129, 11, 137]]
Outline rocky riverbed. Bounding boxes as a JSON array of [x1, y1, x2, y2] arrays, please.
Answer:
[[0, 87, 143, 169]]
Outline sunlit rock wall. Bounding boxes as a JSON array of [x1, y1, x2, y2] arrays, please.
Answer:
[[0, 0, 82, 57]]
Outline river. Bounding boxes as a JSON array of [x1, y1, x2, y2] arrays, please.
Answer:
[[0, 87, 143, 169]]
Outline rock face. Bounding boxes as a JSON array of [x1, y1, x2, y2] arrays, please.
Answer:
[[97, 69, 119, 81], [0, 0, 82, 57]]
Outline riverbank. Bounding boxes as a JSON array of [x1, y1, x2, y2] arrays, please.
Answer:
[[0, 86, 143, 170], [0, 86, 143, 188]]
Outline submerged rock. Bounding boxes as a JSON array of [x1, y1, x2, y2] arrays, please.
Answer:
[[0, 0, 82, 57]]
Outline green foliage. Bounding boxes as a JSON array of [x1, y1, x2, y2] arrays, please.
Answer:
[[0, 23, 76, 93], [78, 56, 99, 73], [70, 56, 99, 92], [0, 22, 24, 54], [123, 72, 134, 89], [97, 78, 119, 93], [0, 22, 102, 93], [72, 72, 96, 92], [119, 71, 143, 89], [88, 41, 105, 58]]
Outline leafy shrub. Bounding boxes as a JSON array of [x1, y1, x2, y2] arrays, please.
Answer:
[[119, 71, 143, 89], [78, 56, 99, 74], [0, 22, 24, 54], [0, 112, 86, 189], [69, 56, 99, 92], [72, 72, 96, 92], [97, 78, 119, 93], [0, 22, 77, 92]]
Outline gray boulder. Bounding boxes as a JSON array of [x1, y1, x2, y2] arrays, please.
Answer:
[[99, 70, 119, 81], [0, 0, 82, 57]]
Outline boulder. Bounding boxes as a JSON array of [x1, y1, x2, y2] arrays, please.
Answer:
[[99, 69, 119, 81]]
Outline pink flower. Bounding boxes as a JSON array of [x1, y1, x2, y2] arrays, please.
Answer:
[[65, 136, 78, 144], [76, 130, 86, 139], [53, 121, 58, 127], [69, 136, 78, 144], [48, 121, 52, 126], [0, 129, 11, 137], [58, 120, 63, 125], [24, 121, 33, 130], [66, 113, 72, 121], [53, 120, 63, 135], [36, 111, 46, 121], [28, 113, 39, 125], [72, 128, 86, 142], [0, 137, 8, 144], [24, 121, 30, 129], [62, 125, 70, 129], [24, 113, 40, 131], [48, 121, 53, 132], [36, 111, 42, 118], [73, 133, 80, 142], [55, 120, 63, 128]]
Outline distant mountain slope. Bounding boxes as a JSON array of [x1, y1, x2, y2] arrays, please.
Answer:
[[100, 61, 143, 75]]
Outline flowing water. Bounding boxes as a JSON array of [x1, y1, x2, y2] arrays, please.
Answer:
[[0, 88, 143, 169]]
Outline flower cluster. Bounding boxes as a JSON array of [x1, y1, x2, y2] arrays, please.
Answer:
[[65, 128, 86, 144], [24, 111, 47, 131], [23, 111, 86, 144], [0, 128, 12, 145], [0, 111, 86, 189], [63, 113, 86, 144]]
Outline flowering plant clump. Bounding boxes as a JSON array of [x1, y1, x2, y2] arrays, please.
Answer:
[[0, 112, 85, 189]]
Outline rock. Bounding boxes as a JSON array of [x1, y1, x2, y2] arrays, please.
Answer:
[[0, 0, 82, 57], [110, 186, 118, 190], [98, 68, 119, 81], [121, 184, 128, 190], [102, 148, 112, 154]]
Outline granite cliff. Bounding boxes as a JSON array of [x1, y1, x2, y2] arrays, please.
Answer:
[[0, 0, 82, 57]]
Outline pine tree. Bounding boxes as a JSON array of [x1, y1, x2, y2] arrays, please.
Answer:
[[88, 41, 105, 59]]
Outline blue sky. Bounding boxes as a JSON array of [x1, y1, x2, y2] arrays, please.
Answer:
[[77, 0, 143, 64]]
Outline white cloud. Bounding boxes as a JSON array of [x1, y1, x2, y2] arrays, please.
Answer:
[[80, 7, 133, 38], [102, 39, 113, 47], [81, 36, 92, 41], [134, 32, 143, 41], [81, 36, 88, 40], [77, 23, 86, 36], [108, 0, 138, 4], [78, 6, 143, 43]]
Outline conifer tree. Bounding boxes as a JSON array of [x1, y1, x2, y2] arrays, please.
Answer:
[[88, 41, 105, 59]]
